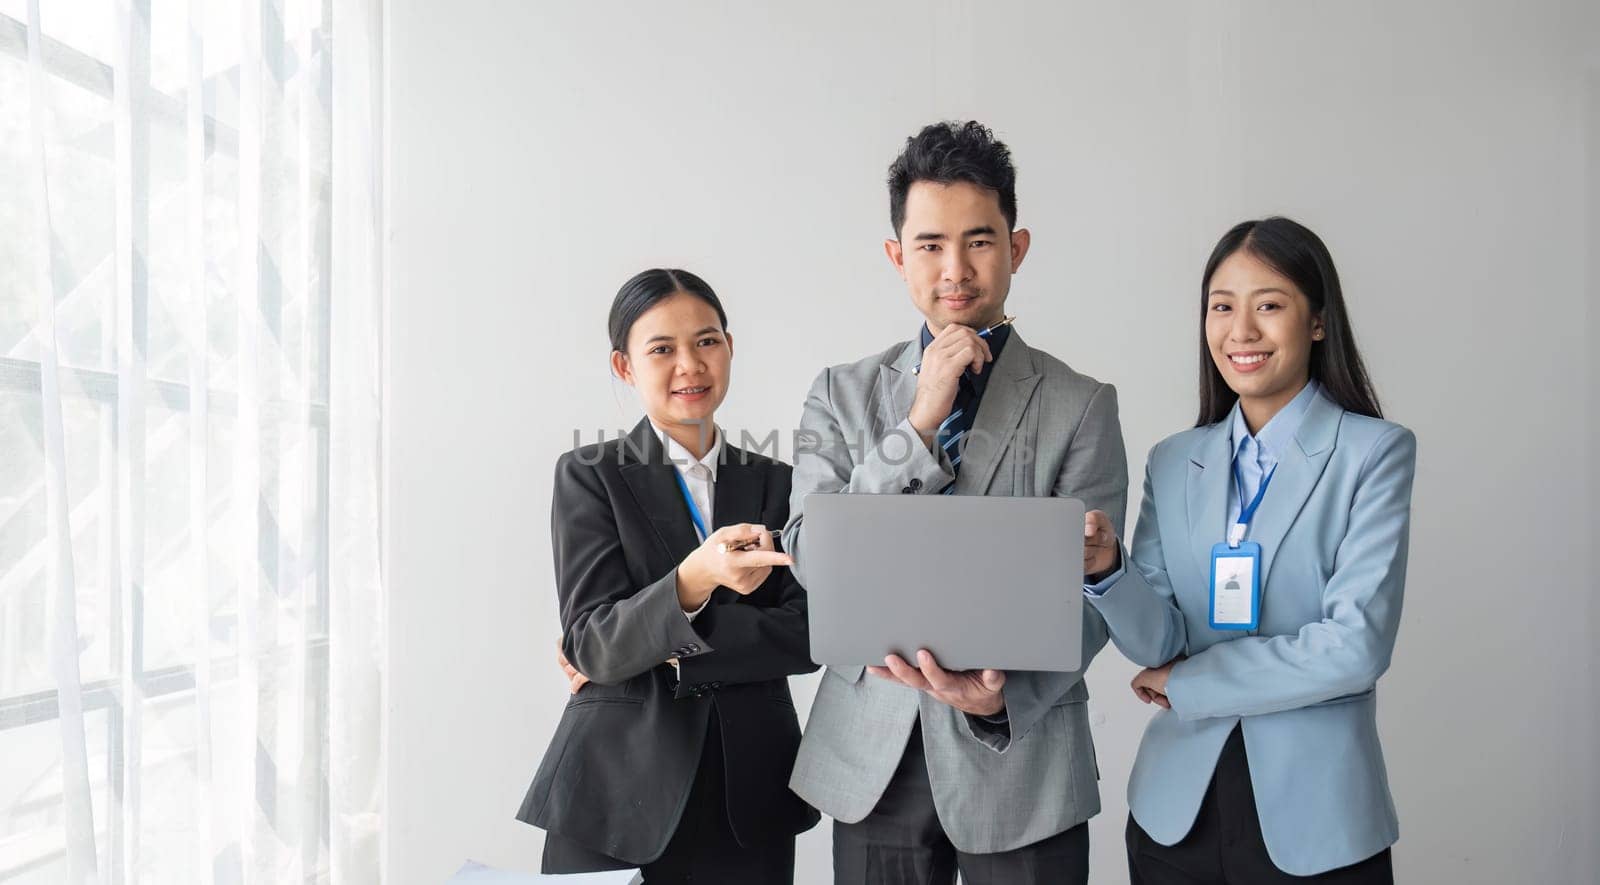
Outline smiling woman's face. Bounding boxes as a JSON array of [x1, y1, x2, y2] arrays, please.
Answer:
[[1204, 249, 1324, 420], [611, 291, 733, 434]]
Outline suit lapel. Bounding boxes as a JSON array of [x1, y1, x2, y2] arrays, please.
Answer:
[[1185, 417, 1234, 586], [617, 418, 701, 563], [876, 340, 920, 435], [1185, 393, 1344, 601], [713, 446, 765, 531], [874, 334, 1042, 495], [1251, 391, 1341, 583], [963, 333, 1041, 494]]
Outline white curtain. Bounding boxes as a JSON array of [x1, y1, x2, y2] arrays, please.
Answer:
[[0, 0, 385, 882]]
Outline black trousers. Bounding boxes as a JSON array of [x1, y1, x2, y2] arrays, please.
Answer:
[[1127, 726, 1394, 885], [833, 721, 1090, 885], [541, 717, 795, 884]]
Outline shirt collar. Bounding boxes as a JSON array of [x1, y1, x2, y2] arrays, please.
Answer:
[[652, 421, 723, 480], [918, 321, 1012, 353], [1230, 379, 1322, 461]]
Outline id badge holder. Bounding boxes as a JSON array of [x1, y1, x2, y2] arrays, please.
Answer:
[[1209, 540, 1261, 631]]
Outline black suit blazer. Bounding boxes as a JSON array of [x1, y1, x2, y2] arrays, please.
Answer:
[[517, 419, 820, 864]]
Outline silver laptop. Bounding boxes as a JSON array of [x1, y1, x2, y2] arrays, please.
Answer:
[[801, 493, 1085, 673]]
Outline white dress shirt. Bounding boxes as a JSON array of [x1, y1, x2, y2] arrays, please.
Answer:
[[654, 422, 723, 620]]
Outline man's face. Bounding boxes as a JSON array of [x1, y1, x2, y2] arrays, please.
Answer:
[[885, 180, 1030, 333]]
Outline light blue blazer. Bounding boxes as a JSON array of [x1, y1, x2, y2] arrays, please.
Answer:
[[1089, 388, 1416, 876]]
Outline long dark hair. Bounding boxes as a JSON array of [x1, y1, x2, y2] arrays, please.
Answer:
[[1196, 217, 1382, 427], [607, 268, 728, 354]]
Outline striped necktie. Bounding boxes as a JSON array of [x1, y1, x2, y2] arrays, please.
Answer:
[[935, 377, 977, 494]]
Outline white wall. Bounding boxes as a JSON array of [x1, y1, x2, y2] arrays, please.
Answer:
[[385, 3, 1600, 883], [1589, 61, 1600, 885]]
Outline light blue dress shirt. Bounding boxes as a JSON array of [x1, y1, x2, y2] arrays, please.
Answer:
[[1087, 380, 1322, 595], [1225, 379, 1321, 537]]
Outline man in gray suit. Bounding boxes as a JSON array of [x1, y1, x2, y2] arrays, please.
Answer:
[[781, 121, 1128, 884]]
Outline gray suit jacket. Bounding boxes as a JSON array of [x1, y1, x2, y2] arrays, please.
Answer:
[[782, 329, 1128, 853]]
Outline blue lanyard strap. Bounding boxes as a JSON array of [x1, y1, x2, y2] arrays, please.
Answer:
[[672, 469, 710, 542], [1233, 463, 1276, 533]]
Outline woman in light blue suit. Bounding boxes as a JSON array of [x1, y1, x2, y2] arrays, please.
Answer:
[[1083, 217, 1415, 883]]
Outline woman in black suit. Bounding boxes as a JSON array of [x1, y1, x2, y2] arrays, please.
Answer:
[[517, 268, 820, 883]]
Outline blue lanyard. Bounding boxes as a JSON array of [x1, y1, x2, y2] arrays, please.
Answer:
[[672, 469, 710, 541], [1229, 463, 1276, 547]]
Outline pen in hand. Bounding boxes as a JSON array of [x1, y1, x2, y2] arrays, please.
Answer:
[[912, 315, 1015, 375], [717, 529, 783, 553]]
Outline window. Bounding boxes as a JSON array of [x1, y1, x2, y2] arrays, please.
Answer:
[[0, 1, 383, 881]]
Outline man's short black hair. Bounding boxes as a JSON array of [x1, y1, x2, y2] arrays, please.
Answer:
[[887, 120, 1018, 237]]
